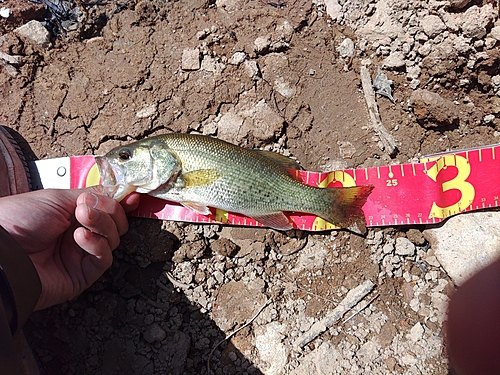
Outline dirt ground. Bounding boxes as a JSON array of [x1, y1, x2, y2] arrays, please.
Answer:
[[1, 0, 500, 374]]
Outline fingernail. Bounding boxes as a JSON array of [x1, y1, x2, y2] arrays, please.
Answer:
[[87, 205, 101, 221], [85, 193, 99, 209]]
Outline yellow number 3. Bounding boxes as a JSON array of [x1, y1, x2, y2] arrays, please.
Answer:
[[426, 155, 475, 218]]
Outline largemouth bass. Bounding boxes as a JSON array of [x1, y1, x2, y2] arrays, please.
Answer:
[[95, 133, 374, 233]]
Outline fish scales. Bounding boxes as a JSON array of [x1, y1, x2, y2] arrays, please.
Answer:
[[154, 133, 322, 215]]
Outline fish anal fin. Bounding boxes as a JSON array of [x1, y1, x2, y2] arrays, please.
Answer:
[[183, 169, 221, 188], [182, 201, 212, 215], [252, 150, 303, 173], [251, 212, 293, 231]]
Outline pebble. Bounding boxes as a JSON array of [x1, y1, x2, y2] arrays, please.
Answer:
[[181, 48, 201, 71], [421, 15, 447, 38], [424, 212, 500, 286], [143, 323, 167, 343], [410, 89, 459, 128], [254, 35, 271, 54], [0, 7, 10, 18], [243, 60, 260, 80], [337, 38, 355, 59], [395, 237, 416, 256], [382, 51, 405, 69], [135, 104, 157, 118], [14, 20, 52, 49], [229, 51, 246, 65]]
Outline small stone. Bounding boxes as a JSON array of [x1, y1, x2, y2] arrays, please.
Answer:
[[406, 65, 421, 80], [461, 5, 496, 39], [211, 237, 238, 257], [243, 60, 260, 80], [410, 89, 459, 128], [0, 7, 10, 18], [254, 35, 271, 54], [337, 38, 355, 59], [382, 51, 405, 69], [420, 15, 447, 38], [196, 28, 210, 40], [143, 323, 167, 343], [136, 104, 157, 118], [395, 237, 415, 256], [229, 51, 246, 65], [424, 212, 500, 286], [0, 51, 21, 65], [490, 26, 500, 42], [181, 48, 200, 71], [484, 114, 495, 124], [407, 322, 424, 342], [14, 20, 52, 50], [338, 141, 356, 158], [406, 229, 425, 246]]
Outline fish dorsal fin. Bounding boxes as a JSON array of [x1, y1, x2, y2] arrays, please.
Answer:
[[181, 201, 211, 215], [251, 212, 293, 231], [252, 150, 303, 172], [182, 169, 221, 188]]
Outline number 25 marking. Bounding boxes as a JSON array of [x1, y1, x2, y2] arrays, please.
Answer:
[[426, 155, 475, 219]]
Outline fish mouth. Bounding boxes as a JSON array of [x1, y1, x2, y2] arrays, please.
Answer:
[[95, 156, 132, 201]]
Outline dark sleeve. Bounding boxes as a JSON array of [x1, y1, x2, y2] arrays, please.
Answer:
[[0, 226, 42, 375]]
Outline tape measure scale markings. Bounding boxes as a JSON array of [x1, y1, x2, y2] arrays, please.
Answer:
[[64, 144, 500, 231]]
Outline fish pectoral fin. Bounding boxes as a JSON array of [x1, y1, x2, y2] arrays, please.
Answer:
[[182, 169, 221, 188], [181, 201, 212, 215], [251, 212, 293, 231]]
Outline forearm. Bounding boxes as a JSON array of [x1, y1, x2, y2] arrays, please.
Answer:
[[0, 225, 41, 374]]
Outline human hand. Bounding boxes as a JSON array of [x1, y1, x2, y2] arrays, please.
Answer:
[[0, 186, 140, 310]]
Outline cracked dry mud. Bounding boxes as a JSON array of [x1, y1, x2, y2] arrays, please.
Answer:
[[2, 0, 500, 374]]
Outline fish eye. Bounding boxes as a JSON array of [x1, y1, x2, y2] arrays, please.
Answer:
[[118, 148, 132, 161]]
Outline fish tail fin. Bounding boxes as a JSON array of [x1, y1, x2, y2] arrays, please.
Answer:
[[320, 185, 374, 234]]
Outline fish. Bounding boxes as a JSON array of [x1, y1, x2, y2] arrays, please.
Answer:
[[95, 133, 374, 233]]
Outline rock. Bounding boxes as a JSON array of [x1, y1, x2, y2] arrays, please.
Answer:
[[135, 104, 157, 118], [337, 38, 355, 59], [448, 0, 472, 10], [216, 95, 283, 144], [254, 35, 271, 54], [243, 60, 260, 80], [423, 212, 500, 286], [274, 76, 295, 98], [181, 48, 200, 71], [460, 5, 496, 39], [357, 339, 380, 364], [406, 229, 425, 246], [490, 26, 500, 42], [324, 0, 342, 23], [211, 237, 238, 257], [201, 55, 226, 75], [229, 51, 246, 65], [143, 323, 167, 343], [420, 15, 446, 38], [410, 89, 459, 128], [0, 51, 21, 65], [406, 65, 421, 80], [14, 20, 52, 50], [254, 322, 288, 375], [382, 51, 405, 69], [407, 322, 424, 342], [0, 7, 10, 19], [395, 237, 415, 256], [212, 279, 266, 331], [290, 342, 340, 375], [338, 141, 356, 158]]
